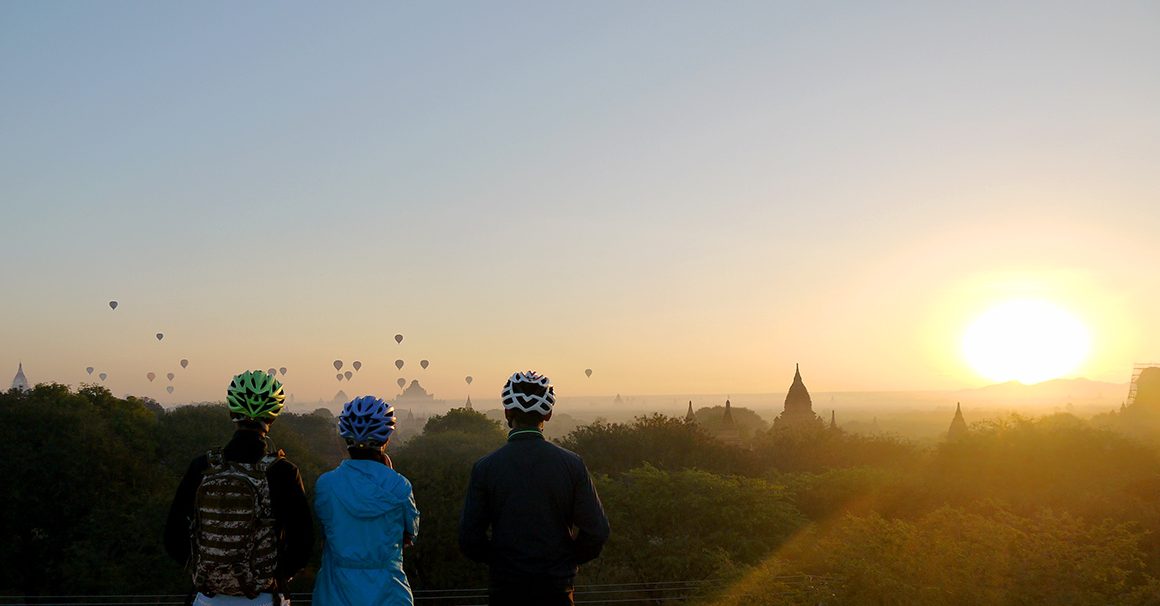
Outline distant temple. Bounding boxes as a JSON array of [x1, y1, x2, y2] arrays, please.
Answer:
[[717, 399, 742, 446], [685, 401, 695, 422], [829, 410, 837, 430], [10, 363, 29, 391], [396, 380, 435, 404], [947, 402, 968, 441], [773, 364, 824, 430], [333, 390, 349, 405], [464, 395, 473, 410]]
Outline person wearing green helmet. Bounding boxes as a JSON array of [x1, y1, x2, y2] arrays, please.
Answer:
[[164, 370, 314, 606]]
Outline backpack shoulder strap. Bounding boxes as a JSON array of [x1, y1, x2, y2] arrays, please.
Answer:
[[205, 448, 225, 470], [259, 450, 283, 472]]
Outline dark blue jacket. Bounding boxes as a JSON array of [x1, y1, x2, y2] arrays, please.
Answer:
[[459, 429, 610, 587]]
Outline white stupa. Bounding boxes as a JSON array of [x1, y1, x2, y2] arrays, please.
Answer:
[[11, 363, 29, 391]]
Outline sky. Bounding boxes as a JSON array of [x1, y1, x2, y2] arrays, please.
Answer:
[[2, 1, 1158, 405]]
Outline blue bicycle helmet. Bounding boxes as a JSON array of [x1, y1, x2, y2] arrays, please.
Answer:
[[338, 395, 397, 448]]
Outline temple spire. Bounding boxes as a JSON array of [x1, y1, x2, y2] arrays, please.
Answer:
[[685, 400, 695, 422], [829, 409, 836, 429], [11, 362, 29, 391], [947, 402, 968, 441], [774, 363, 823, 430]]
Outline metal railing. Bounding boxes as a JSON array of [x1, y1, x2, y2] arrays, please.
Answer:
[[0, 582, 695, 605], [0, 576, 836, 606]]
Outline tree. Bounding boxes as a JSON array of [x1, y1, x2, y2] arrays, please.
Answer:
[[423, 407, 506, 439], [559, 414, 758, 477], [584, 465, 806, 596], [693, 405, 769, 444], [716, 506, 1160, 606], [753, 423, 917, 473], [0, 384, 181, 595], [393, 407, 505, 590]]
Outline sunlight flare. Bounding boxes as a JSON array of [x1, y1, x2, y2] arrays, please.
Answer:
[[962, 299, 1091, 384]]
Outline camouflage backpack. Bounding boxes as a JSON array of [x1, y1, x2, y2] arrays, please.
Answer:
[[189, 448, 281, 597]]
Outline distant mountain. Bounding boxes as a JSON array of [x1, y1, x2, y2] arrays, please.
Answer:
[[957, 377, 1126, 405]]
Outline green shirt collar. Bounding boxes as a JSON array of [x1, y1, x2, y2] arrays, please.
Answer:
[[507, 428, 544, 441]]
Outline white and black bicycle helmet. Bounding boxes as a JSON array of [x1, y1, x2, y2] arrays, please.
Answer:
[[501, 370, 556, 415]]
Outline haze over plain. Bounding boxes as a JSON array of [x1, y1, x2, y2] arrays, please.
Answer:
[[2, 2, 1158, 404]]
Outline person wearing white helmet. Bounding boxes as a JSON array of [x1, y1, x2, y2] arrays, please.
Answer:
[[459, 371, 610, 606]]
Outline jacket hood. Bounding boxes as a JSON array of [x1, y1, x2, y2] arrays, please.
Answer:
[[328, 459, 411, 518]]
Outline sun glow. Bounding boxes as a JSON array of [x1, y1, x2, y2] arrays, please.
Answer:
[[962, 299, 1091, 384]]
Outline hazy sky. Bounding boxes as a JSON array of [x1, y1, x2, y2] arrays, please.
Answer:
[[2, 1, 1158, 405]]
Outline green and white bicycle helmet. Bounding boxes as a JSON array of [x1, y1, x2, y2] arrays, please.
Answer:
[[227, 370, 286, 421]]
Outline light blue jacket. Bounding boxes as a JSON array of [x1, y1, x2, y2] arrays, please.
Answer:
[[312, 459, 420, 606]]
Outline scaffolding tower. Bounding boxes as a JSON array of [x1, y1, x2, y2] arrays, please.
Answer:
[[1126, 363, 1160, 406]]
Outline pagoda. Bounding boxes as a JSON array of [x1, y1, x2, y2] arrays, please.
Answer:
[[10, 363, 29, 391], [947, 402, 968, 441], [716, 399, 742, 446], [773, 364, 823, 430]]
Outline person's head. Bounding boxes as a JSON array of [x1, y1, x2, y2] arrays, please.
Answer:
[[501, 370, 555, 429], [226, 370, 286, 434], [338, 395, 397, 456]]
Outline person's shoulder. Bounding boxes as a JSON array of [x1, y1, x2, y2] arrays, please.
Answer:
[[545, 440, 584, 463], [471, 445, 508, 472], [386, 467, 415, 496], [184, 451, 212, 476], [267, 453, 301, 479], [389, 466, 412, 486], [313, 465, 339, 491]]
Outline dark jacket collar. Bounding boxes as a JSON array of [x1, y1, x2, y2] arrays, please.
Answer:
[[223, 429, 269, 462]]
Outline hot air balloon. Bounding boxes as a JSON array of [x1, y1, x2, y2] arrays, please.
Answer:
[[465, 375, 473, 385], [147, 372, 156, 382], [268, 368, 277, 377], [86, 367, 94, 375], [397, 378, 406, 388], [336, 373, 344, 381], [333, 360, 343, 371], [420, 360, 429, 370], [167, 386, 174, 394], [395, 360, 404, 370], [344, 371, 353, 380], [394, 334, 404, 344], [279, 367, 287, 376], [99, 373, 108, 381], [167, 372, 175, 381], [156, 333, 164, 341], [108, 301, 118, 310], [180, 359, 189, 369], [585, 368, 593, 378], [352, 361, 362, 372]]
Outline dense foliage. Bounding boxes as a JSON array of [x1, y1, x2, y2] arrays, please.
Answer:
[[3, 384, 1160, 604]]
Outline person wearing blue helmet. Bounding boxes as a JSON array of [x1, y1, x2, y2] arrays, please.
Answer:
[[312, 396, 419, 606]]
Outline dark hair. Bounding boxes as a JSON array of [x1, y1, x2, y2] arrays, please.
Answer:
[[348, 446, 388, 465], [507, 409, 547, 427], [230, 414, 271, 433]]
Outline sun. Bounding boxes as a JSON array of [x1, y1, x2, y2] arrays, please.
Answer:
[[962, 299, 1091, 384]]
